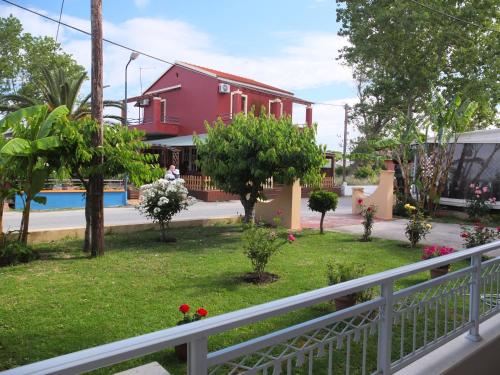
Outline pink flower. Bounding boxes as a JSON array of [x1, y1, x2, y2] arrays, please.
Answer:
[[276, 209, 284, 216], [490, 197, 497, 203], [482, 186, 488, 193], [476, 195, 480, 198], [497, 227, 500, 232], [469, 183, 475, 188], [288, 234, 296, 242], [475, 189, 482, 195]]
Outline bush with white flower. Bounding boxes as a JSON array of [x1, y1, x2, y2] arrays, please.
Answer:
[[137, 179, 194, 241]]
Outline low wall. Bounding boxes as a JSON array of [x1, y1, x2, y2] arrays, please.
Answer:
[[7, 216, 240, 245], [342, 185, 377, 197], [15, 190, 127, 210]]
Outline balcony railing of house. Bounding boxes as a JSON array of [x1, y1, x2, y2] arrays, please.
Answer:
[[4, 241, 499, 375], [181, 176, 334, 192]]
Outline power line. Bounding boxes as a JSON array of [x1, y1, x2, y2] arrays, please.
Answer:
[[0, 0, 176, 66], [408, 0, 499, 33], [55, 0, 64, 42]]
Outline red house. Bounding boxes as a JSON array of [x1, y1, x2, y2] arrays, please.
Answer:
[[128, 61, 313, 139], [126, 62, 335, 200]]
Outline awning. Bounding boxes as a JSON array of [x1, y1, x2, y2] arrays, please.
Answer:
[[145, 134, 207, 147]]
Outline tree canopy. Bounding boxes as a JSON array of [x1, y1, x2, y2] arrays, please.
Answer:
[[0, 15, 85, 102], [195, 112, 326, 222], [336, 0, 499, 139]]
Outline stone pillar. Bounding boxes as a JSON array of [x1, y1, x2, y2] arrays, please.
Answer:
[[232, 90, 242, 117], [152, 97, 162, 124], [305, 105, 313, 127], [271, 100, 282, 119]]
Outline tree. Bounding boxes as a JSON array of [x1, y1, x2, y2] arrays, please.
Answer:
[[0, 105, 69, 244], [195, 112, 326, 222], [308, 190, 339, 234], [336, 0, 499, 140], [0, 134, 18, 244], [0, 16, 85, 101], [1, 67, 122, 121], [60, 119, 162, 252]]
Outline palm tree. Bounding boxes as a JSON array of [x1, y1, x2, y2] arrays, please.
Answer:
[[0, 67, 122, 121]]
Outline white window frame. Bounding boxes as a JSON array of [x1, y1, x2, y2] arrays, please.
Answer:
[[268, 98, 283, 117], [160, 99, 167, 122], [230, 90, 247, 118]]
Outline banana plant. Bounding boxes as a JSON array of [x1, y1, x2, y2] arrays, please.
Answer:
[[0, 104, 69, 244]]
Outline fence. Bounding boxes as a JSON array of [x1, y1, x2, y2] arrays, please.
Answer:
[[42, 179, 125, 191], [3, 240, 499, 375], [182, 175, 334, 192]]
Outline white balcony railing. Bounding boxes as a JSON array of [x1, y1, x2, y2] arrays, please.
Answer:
[[2, 241, 500, 375]]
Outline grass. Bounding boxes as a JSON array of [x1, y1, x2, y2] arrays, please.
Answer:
[[0, 226, 451, 374]]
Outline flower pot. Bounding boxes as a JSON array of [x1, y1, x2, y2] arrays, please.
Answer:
[[334, 294, 357, 310], [430, 265, 450, 279], [175, 343, 187, 362]]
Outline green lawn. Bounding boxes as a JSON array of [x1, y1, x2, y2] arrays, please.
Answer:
[[0, 226, 436, 374]]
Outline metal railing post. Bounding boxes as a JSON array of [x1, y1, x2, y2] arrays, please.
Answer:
[[466, 254, 482, 342], [377, 281, 394, 374], [188, 337, 208, 375]]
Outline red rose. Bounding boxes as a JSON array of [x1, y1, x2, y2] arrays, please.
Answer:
[[367, 207, 372, 212], [288, 234, 296, 242], [196, 308, 208, 317], [460, 232, 469, 238], [179, 304, 190, 314], [357, 199, 363, 205]]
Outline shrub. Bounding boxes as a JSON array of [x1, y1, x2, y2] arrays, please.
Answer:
[[308, 190, 339, 234], [465, 183, 496, 222], [326, 260, 372, 303], [354, 165, 375, 179], [357, 199, 377, 241], [0, 242, 38, 267], [460, 223, 500, 248], [137, 179, 194, 241], [335, 166, 349, 177], [404, 204, 432, 247], [242, 224, 294, 282]]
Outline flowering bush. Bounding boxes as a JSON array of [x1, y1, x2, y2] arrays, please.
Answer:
[[357, 199, 376, 241], [422, 245, 456, 260], [242, 224, 295, 282], [177, 303, 208, 325], [465, 183, 496, 222], [404, 204, 432, 247], [460, 222, 500, 248], [137, 179, 194, 241]]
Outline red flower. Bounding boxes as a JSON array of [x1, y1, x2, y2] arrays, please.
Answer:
[[288, 234, 296, 242], [196, 308, 208, 317], [460, 232, 469, 238], [497, 227, 500, 232], [276, 209, 284, 216], [179, 304, 190, 314], [357, 199, 363, 205], [367, 207, 372, 212]]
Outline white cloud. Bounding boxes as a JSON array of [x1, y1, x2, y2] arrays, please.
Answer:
[[133, 0, 150, 9], [292, 97, 360, 151]]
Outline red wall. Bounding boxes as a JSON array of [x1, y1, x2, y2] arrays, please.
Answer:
[[143, 65, 295, 136]]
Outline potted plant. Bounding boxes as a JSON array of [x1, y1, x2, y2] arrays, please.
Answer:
[[422, 245, 456, 278], [327, 260, 366, 310], [175, 304, 208, 361]]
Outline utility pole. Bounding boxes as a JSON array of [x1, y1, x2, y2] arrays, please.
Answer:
[[90, 0, 104, 256], [342, 104, 349, 184]]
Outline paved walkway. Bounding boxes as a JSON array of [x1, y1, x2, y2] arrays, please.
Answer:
[[4, 197, 497, 256]]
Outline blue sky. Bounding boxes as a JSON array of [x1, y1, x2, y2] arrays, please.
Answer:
[[0, 0, 359, 150]]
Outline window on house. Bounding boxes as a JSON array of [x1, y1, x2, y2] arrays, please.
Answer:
[[160, 99, 166, 122], [241, 95, 248, 114]]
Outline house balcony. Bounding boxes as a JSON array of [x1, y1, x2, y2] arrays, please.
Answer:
[[128, 116, 180, 137], [5, 240, 500, 375]]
